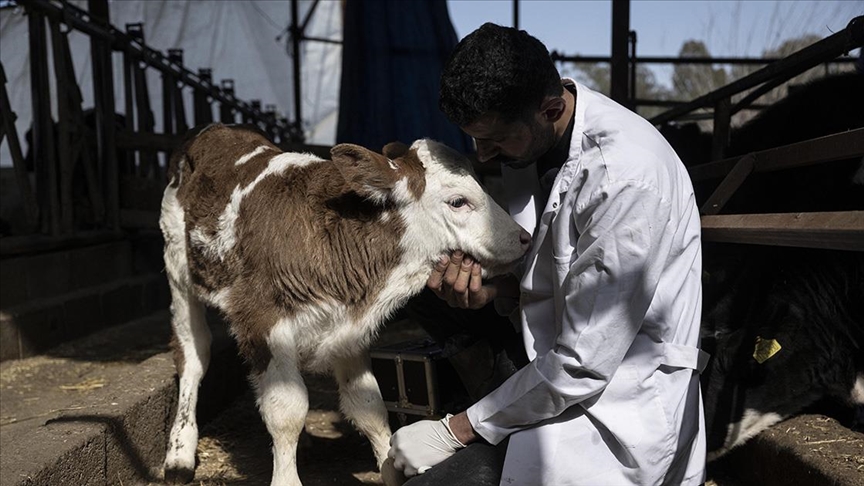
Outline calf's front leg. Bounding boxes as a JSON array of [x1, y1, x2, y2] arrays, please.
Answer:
[[254, 330, 309, 486], [333, 353, 392, 467]]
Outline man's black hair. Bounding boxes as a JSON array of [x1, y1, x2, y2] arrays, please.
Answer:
[[439, 23, 563, 127]]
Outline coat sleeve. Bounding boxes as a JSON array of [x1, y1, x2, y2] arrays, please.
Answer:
[[466, 180, 674, 445]]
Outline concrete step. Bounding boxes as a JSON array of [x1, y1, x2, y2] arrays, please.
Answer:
[[708, 413, 864, 485], [0, 310, 246, 486], [0, 239, 134, 309], [0, 272, 170, 361], [4, 307, 859, 485]]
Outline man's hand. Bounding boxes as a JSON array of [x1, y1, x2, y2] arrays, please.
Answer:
[[428, 251, 497, 309], [388, 414, 467, 477]]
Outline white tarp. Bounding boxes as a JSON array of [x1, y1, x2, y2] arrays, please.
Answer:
[[0, 0, 341, 168]]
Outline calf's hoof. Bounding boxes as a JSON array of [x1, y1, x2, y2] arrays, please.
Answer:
[[381, 457, 408, 486], [164, 465, 195, 484]]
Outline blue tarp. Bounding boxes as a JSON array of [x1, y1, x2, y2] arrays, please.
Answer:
[[336, 0, 473, 154]]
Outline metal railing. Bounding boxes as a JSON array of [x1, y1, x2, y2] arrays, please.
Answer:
[[1, 0, 307, 248], [655, 16, 864, 251]]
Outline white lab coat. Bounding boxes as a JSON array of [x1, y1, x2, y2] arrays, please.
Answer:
[[466, 80, 708, 485]]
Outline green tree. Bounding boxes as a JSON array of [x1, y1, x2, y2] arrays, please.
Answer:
[[671, 40, 728, 102], [560, 62, 672, 119]]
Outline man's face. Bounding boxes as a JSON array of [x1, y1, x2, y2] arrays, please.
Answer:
[[462, 111, 555, 169]]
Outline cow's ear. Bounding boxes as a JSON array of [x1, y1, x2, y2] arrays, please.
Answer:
[[382, 141, 410, 159], [331, 144, 398, 203]]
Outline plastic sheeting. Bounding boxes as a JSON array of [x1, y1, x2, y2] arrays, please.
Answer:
[[336, 0, 472, 154], [0, 0, 342, 167]]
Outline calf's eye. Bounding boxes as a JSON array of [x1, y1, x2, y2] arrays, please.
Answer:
[[449, 197, 468, 209]]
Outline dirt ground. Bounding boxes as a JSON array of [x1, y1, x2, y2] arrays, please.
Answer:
[[186, 374, 384, 486], [141, 318, 863, 486], [175, 381, 864, 486]]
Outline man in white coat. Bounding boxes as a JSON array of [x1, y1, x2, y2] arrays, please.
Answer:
[[388, 23, 708, 485]]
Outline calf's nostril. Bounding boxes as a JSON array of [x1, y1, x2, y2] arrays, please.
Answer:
[[519, 230, 532, 250]]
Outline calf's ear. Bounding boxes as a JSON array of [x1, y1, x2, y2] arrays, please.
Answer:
[[331, 144, 399, 203], [382, 141, 409, 159]]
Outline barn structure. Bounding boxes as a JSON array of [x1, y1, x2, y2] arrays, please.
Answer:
[[0, 0, 861, 485]]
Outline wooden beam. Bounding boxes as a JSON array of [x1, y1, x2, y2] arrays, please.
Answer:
[[688, 128, 864, 182], [700, 154, 755, 215], [701, 211, 864, 251]]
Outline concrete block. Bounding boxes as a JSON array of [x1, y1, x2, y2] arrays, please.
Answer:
[[24, 251, 71, 302], [141, 277, 171, 314], [16, 304, 66, 359], [104, 382, 173, 483], [101, 283, 142, 328], [130, 233, 167, 274], [70, 242, 132, 289], [0, 257, 27, 309], [62, 293, 105, 339], [0, 315, 246, 486], [2, 420, 107, 486], [0, 318, 20, 361]]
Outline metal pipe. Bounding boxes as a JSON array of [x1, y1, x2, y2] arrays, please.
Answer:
[[24, 0, 288, 133], [650, 16, 864, 125], [513, 0, 519, 29], [552, 53, 859, 65], [290, 0, 304, 141], [610, 0, 630, 106]]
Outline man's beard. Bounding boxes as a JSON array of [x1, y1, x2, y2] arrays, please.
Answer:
[[497, 122, 557, 169]]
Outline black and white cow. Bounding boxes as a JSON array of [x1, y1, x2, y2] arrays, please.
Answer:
[[700, 244, 864, 459], [661, 71, 864, 459]]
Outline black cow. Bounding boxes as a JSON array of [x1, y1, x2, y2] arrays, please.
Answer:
[[662, 71, 864, 460], [700, 244, 864, 459]]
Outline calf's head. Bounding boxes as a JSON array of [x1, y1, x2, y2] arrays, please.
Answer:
[[332, 139, 530, 277]]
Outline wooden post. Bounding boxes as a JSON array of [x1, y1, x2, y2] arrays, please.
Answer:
[[48, 18, 74, 233], [711, 97, 732, 161], [162, 67, 175, 136], [168, 49, 188, 134], [122, 25, 136, 175], [88, 0, 119, 229], [219, 79, 235, 123], [194, 68, 214, 126], [127, 23, 158, 178], [28, 9, 59, 235], [247, 100, 261, 126], [0, 65, 39, 229], [55, 17, 104, 228]]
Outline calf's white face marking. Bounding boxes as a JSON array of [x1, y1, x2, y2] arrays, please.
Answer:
[[397, 140, 528, 277]]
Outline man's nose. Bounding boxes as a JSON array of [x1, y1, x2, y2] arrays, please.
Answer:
[[475, 142, 499, 163]]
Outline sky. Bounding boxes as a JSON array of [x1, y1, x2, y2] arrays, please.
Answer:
[[446, 0, 863, 87]]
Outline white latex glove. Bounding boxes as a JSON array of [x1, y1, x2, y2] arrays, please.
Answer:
[[387, 414, 466, 477]]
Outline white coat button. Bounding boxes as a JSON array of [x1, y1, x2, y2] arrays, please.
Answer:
[[553, 202, 558, 208]]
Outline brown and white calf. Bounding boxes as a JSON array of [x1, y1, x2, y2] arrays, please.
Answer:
[[159, 124, 530, 485]]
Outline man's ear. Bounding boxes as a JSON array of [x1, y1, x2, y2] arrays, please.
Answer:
[[539, 96, 566, 123], [331, 144, 398, 203]]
